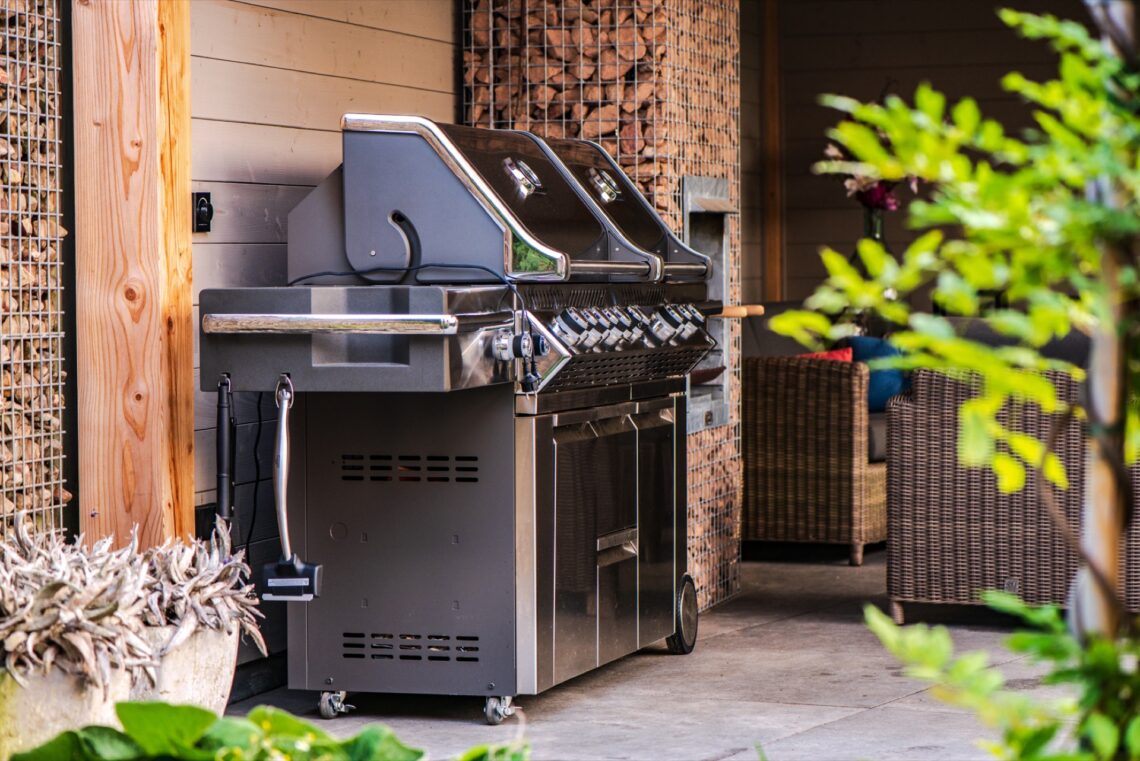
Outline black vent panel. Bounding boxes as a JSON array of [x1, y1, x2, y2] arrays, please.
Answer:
[[342, 632, 480, 662], [546, 347, 706, 392], [339, 455, 479, 483]]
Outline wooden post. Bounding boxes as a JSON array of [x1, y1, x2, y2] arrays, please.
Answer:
[[761, 0, 784, 301], [1071, 0, 1134, 638], [72, 0, 194, 547]]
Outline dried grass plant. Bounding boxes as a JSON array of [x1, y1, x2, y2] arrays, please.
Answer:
[[142, 518, 265, 657], [0, 514, 264, 697]]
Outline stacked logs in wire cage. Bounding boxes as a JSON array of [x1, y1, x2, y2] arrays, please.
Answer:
[[0, 0, 70, 522], [464, 0, 682, 220]]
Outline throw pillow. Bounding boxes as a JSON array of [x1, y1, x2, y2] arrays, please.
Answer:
[[848, 335, 905, 412], [800, 347, 853, 362]]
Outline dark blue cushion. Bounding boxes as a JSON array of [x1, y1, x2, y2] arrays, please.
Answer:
[[849, 336, 905, 413]]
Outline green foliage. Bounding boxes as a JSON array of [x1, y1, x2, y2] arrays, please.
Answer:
[[867, 595, 1140, 761], [11, 702, 529, 761], [776, 7, 1140, 488]]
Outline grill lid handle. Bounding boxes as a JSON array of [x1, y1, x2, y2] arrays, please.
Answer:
[[201, 313, 460, 335]]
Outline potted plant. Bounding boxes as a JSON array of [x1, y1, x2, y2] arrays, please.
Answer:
[[132, 518, 265, 713], [0, 514, 156, 756]]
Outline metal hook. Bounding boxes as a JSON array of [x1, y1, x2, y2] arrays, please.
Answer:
[[275, 373, 295, 409]]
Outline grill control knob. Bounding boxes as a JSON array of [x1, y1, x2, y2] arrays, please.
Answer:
[[552, 308, 589, 347], [649, 316, 676, 344], [587, 307, 612, 330], [625, 305, 658, 347], [660, 305, 685, 329], [492, 330, 535, 362]]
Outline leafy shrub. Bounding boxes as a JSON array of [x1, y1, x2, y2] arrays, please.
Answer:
[[13, 702, 529, 761]]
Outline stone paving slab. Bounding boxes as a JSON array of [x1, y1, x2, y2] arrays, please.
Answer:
[[232, 550, 1070, 761]]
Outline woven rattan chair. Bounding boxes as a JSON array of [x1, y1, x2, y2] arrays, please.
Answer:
[[887, 368, 1140, 623], [742, 356, 888, 566]]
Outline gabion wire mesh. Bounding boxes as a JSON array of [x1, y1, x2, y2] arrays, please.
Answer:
[[0, 0, 69, 534], [463, 0, 741, 609]]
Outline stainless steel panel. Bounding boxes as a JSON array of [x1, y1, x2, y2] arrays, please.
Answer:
[[295, 388, 518, 697], [552, 421, 599, 684], [597, 553, 638, 666], [202, 313, 461, 335], [514, 414, 556, 695], [340, 114, 567, 281], [633, 404, 678, 646]]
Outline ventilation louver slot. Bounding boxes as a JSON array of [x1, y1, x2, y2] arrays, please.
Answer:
[[545, 347, 707, 391], [339, 455, 479, 484], [342, 632, 480, 662]]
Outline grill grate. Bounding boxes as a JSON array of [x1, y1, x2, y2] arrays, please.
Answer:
[[342, 632, 480, 662], [339, 454, 480, 484]]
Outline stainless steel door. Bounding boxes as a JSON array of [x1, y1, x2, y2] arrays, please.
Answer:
[[633, 403, 677, 646], [551, 409, 638, 684]]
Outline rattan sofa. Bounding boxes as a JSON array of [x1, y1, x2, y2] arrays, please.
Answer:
[[887, 367, 1140, 623], [742, 349, 888, 566]]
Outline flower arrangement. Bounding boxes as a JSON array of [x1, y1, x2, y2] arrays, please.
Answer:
[[822, 142, 918, 212]]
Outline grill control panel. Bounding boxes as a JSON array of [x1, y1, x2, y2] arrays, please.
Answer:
[[546, 303, 707, 355]]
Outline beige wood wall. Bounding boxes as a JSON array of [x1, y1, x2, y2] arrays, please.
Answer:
[[189, 0, 458, 662], [747, 0, 1086, 304]]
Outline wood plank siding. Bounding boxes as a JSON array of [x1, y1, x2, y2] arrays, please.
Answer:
[[744, 0, 1089, 304], [190, 0, 458, 662]]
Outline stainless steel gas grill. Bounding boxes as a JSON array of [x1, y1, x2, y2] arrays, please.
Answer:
[[199, 115, 717, 724]]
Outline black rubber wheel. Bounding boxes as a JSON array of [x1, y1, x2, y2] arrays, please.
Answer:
[[318, 691, 344, 720], [484, 696, 506, 725], [665, 574, 698, 654]]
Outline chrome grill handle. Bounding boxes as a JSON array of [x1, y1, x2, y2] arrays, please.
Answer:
[[202, 313, 460, 335]]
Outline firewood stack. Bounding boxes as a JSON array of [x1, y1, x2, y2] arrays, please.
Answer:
[[0, 0, 70, 527], [463, 0, 739, 232], [464, 0, 743, 611]]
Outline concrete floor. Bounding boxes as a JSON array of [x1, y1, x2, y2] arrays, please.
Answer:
[[231, 547, 1068, 760]]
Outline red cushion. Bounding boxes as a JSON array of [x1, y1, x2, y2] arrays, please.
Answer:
[[800, 347, 853, 362]]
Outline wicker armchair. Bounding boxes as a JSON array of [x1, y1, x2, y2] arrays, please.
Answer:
[[742, 356, 887, 565], [887, 368, 1140, 623]]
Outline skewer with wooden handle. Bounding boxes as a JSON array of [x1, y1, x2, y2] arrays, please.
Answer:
[[713, 305, 766, 318]]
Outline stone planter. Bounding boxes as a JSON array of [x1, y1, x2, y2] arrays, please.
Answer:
[[0, 667, 130, 757], [132, 627, 240, 714]]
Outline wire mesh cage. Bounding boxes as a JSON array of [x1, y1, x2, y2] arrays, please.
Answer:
[[463, 0, 742, 609], [463, 0, 739, 231], [0, 0, 69, 535]]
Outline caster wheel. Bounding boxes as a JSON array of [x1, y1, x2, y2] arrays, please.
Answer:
[[666, 574, 698, 655], [318, 690, 351, 720], [484, 695, 515, 725]]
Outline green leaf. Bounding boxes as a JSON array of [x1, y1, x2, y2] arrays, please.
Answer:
[[952, 97, 982, 137], [339, 726, 425, 761], [77, 728, 144, 761], [247, 705, 336, 743], [1084, 712, 1120, 759], [1124, 715, 1140, 759], [915, 82, 947, 123], [11, 732, 89, 761], [197, 717, 263, 754], [992, 452, 1026, 493], [958, 398, 997, 465], [115, 702, 218, 757]]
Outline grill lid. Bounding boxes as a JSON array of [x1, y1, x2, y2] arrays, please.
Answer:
[[538, 137, 711, 280]]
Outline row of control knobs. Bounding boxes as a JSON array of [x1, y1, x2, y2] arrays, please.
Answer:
[[550, 304, 706, 352]]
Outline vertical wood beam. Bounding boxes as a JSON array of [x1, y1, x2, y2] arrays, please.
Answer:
[[761, 0, 783, 301], [72, 0, 194, 547]]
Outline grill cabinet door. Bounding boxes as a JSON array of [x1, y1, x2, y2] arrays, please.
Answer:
[[552, 413, 637, 684], [633, 405, 678, 646]]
